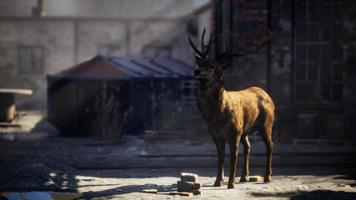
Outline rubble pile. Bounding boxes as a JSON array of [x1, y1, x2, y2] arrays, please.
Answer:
[[249, 175, 263, 182], [142, 172, 202, 197], [177, 172, 202, 196]]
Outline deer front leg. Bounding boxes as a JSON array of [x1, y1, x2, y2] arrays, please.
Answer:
[[239, 135, 251, 182], [227, 136, 240, 189], [212, 136, 225, 187]]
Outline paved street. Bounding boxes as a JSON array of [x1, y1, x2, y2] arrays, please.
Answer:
[[74, 167, 356, 200], [0, 131, 355, 199]]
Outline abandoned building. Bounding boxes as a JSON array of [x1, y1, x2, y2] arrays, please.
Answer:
[[211, 0, 356, 143], [47, 55, 197, 137], [0, 0, 355, 143], [0, 0, 211, 110]]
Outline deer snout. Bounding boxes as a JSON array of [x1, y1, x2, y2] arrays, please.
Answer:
[[194, 69, 201, 77]]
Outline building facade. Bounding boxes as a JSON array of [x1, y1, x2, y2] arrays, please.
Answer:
[[214, 0, 356, 141]]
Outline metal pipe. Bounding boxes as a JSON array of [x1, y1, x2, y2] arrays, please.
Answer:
[[214, 0, 223, 57], [291, 0, 296, 102], [267, 0, 272, 93], [38, 0, 45, 17]]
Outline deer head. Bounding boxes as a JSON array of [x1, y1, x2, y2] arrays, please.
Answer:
[[188, 28, 272, 83]]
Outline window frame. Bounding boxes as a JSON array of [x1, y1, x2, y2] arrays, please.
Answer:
[[17, 45, 44, 75], [292, 0, 345, 107]]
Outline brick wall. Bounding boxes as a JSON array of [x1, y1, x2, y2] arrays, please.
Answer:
[[223, 0, 269, 90], [0, 0, 209, 18], [222, 0, 356, 141]]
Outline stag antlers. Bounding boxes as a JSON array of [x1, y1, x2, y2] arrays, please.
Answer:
[[188, 28, 212, 59], [188, 28, 272, 64]]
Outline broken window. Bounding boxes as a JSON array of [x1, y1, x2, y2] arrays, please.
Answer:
[[17, 46, 44, 74], [294, 0, 344, 102]]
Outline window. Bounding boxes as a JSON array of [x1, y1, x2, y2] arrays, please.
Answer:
[[180, 79, 197, 105], [294, 0, 344, 102], [17, 46, 44, 74]]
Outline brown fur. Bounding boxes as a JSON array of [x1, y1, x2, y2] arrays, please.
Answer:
[[189, 30, 275, 189]]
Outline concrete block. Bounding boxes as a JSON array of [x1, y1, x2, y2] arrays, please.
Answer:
[[180, 172, 198, 182], [193, 190, 202, 195], [177, 181, 194, 192], [177, 181, 202, 193], [249, 175, 263, 182], [192, 182, 202, 190]]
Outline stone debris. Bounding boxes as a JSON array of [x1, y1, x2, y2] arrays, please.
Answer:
[[140, 173, 202, 196], [249, 175, 263, 182], [177, 181, 202, 191], [177, 172, 202, 195], [193, 190, 202, 195], [180, 172, 198, 182], [193, 182, 202, 190]]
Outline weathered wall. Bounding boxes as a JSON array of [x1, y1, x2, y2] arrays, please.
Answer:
[[0, 0, 210, 18], [0, 19, 75, 110], [225, 0, 269, 91], [0, 3, 212, 111]]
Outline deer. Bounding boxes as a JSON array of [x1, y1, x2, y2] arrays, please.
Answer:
[[188, 28, 275, 189]]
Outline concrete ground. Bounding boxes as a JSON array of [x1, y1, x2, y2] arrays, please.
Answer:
[[0, 112, 355, 199], [72, 167, 356, 200]]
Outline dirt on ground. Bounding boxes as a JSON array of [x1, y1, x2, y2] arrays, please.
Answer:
[[0, 114, 355, 199], [0, 133, 355, 200]]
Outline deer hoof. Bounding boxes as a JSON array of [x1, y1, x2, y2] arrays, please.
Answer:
[[264, 176, 271, 183], [213, 180, 222, 187], [227, 183, 235, 189], [239, 176, 249, 183]]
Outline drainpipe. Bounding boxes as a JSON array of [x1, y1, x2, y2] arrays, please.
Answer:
[[267, 0, 272, 93], [214, 0, 223, 57], [38, 0, 45, 17], [32, 0, 45, 17]]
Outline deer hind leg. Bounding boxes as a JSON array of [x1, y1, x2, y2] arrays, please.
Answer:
[[260, 119, 274, 183], [239, 134, 251, 182], [212, 136, 225, 187]]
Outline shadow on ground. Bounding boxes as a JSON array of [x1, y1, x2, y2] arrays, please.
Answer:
[[251, 190, 356, 200], [79, 184, 175, 199], [334, 174, 356, 187]]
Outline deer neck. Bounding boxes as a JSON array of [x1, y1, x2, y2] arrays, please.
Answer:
[[197, 77, 225, 109]]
